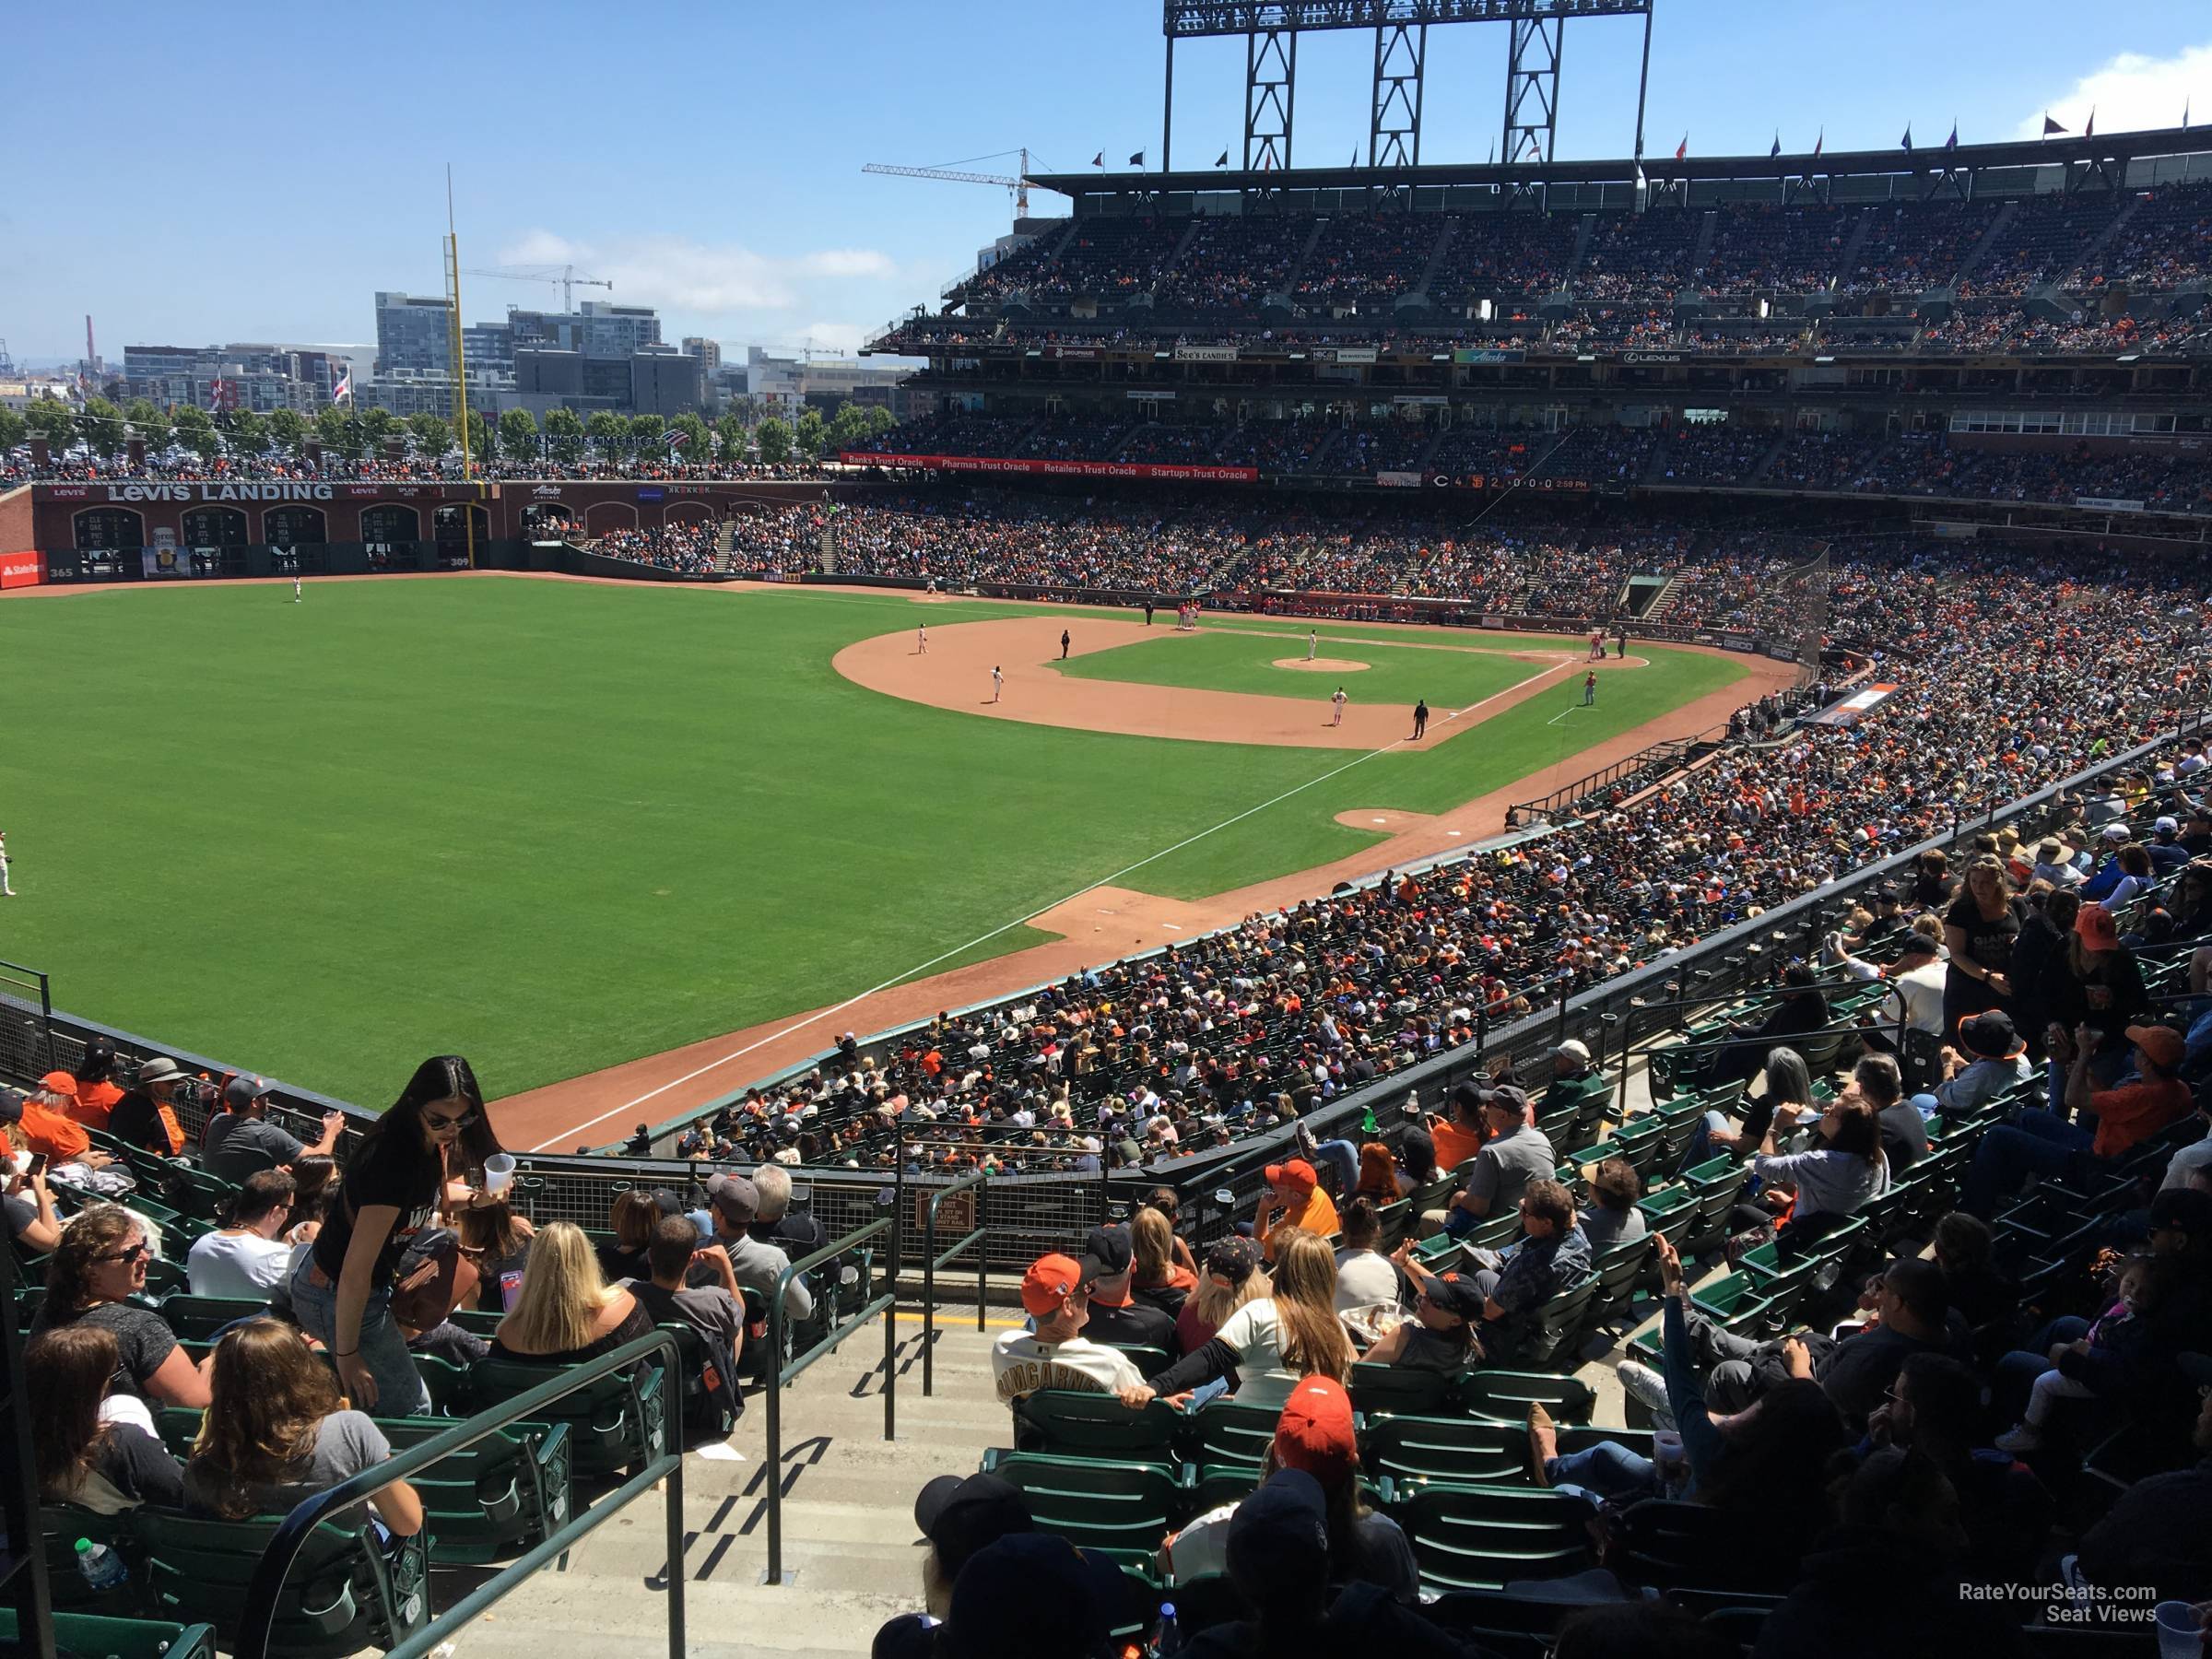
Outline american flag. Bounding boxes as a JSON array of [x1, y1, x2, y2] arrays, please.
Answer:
[[665, 429, 688, 453], [331, 366, 353, 405]]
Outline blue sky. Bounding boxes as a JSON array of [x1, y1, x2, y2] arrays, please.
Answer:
[[7, 1, 2212, 364]]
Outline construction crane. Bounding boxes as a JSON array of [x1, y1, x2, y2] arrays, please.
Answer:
[[462, 264, 613, 311], [862, 147, 1032, 224]]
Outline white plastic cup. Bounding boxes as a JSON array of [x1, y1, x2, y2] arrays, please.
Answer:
[[483, 1154, 516, 1195], [2156, 1602, 2204, 1659]]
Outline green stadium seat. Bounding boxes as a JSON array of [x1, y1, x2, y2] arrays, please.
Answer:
[[1013, 1390, 1182, 1458], [0, 1609, 218, 1659], [468, 1354, 665, 1480], [977, 1450, 1192, 1548], [1182, 1399, 1280, 1470], [156, 1293, 276, 1340], [1347, 1362, 1455, 1418], [134, 1509, 430, 1659], [41, 1504, 148, 1618], [153, 1407, 572, 1568], [1456, 1371, 1596, 1425], [1381, 1478, 1594, 1591]]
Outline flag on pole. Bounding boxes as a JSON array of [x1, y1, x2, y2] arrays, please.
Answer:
[[1900, 125, 1913, 151], [1091, 151, 1103, 167], [2086, 106, 2095, 137], [1675, 133, 1688, 160], [331, 367, 353, 405], [1770, 133, 1781, 158], [666, 429, 688, 453], [1813, 128, 1823, 158], [2042, 113, 2065, 135], [1215, 148, 1230, 167], [2185, 100, 2192, 130], [1945, 121, 1958, 151], [1487, 139, 1495, 165], [1128, 149, 1144, 166]]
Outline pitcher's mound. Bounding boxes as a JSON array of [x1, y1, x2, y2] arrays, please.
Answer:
[[1276, 656, 1371, 673]]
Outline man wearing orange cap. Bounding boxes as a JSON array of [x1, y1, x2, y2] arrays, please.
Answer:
[[1959, 1020, 2194, 1218], [1160, 1375, 1419, 1602], [991, 1252, 1144, 1406], [1255, 1159, 1338, 1263]]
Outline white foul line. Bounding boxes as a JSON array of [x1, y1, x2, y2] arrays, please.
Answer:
[[529, 660, 1568, 1150]]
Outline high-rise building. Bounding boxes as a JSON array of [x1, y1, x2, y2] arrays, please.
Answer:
[[122, 343, 343, 413], [682, 336, 722, 376], [372, 292, 455, 376]]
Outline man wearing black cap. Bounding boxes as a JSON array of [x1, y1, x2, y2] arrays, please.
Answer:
[[704, 1173, 814, 1320], [871, 1473, 1035, 1656], [1844, 888, 1909, 957], [1074, 1226, 1177, 1353], [1663, 1255, 1957, 1432], [203, 1075, 345, 1183], [1431, 1088, 1552, 1241], [940, 1530, 1130, 1659]]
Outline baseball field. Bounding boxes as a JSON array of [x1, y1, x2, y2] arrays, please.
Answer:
[[0, 576, 1763, 1123]]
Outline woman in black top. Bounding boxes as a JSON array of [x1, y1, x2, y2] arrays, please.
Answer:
[[287, 1055, 502, 1418], [1942, 855, 2027, 1031], [28, 1324, 186, 1514], [29, 1205, 211, 1408]]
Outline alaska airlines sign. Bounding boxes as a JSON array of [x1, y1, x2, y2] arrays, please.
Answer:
[[93, 482, 337, 504]]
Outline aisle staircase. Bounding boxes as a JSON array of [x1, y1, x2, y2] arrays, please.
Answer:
[[451, 1317, 1013, 1659], [712, 519, 738, 575]]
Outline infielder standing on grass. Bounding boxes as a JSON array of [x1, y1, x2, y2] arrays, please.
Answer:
[[0, 830, 13, 898], [1583, 671, 1598, 706], [992, 665, 1004, 703], [1331, 686, 1347, 727]]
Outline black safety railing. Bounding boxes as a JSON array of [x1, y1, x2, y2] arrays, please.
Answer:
[[920, 1166, 990, 1396], [233, 1330, 687, 1659], [0, 959, 55, 1078], [765, 1217, 899, 1587], [1507, 724, 1726, 823]]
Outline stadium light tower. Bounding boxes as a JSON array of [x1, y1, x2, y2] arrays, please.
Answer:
[[1159, 0, 1654, 172]]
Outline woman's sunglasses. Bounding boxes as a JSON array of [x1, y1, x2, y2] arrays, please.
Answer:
[[425, 1108, 480, 1132], [97, 1241, 151, 1265]]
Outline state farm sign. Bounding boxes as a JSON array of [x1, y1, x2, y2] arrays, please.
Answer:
[[0, 551, 44, 590]]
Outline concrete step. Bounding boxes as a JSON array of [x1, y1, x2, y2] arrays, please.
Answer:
[[432, 1319, 1017, 1659]]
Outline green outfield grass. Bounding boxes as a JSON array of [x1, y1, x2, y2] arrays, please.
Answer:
[[0, 581, 1745, 1108], [1054, 626, 1543, 706]]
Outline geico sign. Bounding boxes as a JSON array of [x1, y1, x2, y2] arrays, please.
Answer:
[[101, 482, 335, 503]]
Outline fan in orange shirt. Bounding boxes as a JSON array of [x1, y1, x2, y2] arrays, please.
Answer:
[[1255, 1159, 1339, 1261]]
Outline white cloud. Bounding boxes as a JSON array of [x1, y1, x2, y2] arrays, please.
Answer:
[[2013, 41, 2212, 138], [491, 230, 899, 318]]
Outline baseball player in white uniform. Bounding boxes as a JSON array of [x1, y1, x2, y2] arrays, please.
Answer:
[[0, 830, 13, 897], [294, 572, 302, 604], [1331, 687, 1347, 727], [1307, 629, 1318, 662], [917, 624, 928, 654], [991, 665, 1004, 703]]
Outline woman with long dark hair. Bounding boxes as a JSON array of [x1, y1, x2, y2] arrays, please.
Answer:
[[287, 1055, 502, 1417], [27, 1325, 186, 1512]]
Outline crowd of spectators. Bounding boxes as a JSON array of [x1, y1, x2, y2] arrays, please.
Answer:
[[584, 521, 720, 572], [1294, 215, 1440, 308], [1962, 191, 2122, 298], [2082, 181, 2212, 288], [1157, 218, 1312, 313], [1658, 426, 1779, 486]]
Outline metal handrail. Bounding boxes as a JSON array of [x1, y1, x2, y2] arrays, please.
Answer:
[[921, 1166, 990, 1396], [765, 1216, 898, 1586], [234, 1329, 687, 1659]]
